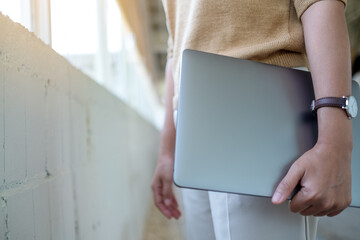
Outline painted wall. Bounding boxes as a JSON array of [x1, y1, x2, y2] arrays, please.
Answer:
[[0, 13, 159, 240]]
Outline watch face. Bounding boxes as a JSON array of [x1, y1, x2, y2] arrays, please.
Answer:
[[348, 96, 358, 118]]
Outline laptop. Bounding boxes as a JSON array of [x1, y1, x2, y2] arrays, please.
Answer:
[[174, 49, 360, 208]]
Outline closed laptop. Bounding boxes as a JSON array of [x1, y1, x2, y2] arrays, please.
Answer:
[[174, 49, 360, 208]]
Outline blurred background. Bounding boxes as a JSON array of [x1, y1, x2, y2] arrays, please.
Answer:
[[0, 0, 168, 129], [0, 0, 359, 239]]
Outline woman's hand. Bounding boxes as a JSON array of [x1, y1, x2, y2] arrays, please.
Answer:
[[152, 155, 181, 219], [272, 137, 352, 217]]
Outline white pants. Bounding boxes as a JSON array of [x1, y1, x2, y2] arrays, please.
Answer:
[[181, 188, 318, 240]]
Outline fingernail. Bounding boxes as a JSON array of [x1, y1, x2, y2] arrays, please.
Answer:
[[164, 199, 171, 206], [272, 192, 283, 203]]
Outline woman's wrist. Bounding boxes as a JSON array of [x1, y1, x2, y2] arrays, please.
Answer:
[[316, 107, 353, 151], [158, 151, 175, 162]]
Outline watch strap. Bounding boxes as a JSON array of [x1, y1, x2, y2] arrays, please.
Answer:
[[311, 97, 346, 112]]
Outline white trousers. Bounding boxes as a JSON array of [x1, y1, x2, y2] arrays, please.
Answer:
[[181, 188, 318, 240]]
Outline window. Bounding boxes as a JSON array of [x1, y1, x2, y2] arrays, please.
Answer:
[[0, 0, 163, 129], [51, 0, 98, 81], [0, 0, 31, 31]]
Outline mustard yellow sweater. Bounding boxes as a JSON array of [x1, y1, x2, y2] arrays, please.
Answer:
[[162, 0, 347, 110]]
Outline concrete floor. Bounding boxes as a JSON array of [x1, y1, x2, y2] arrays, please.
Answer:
[[144, 193, 360, 240], [143, 203, 184, 240]]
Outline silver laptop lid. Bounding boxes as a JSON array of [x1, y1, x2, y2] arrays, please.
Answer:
[[174, 49, 360, 208]]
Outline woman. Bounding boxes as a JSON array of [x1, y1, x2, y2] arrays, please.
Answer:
[[152, 0, 353, 239]]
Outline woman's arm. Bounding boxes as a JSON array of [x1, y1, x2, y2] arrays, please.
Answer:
[[272, 0, 353, 217], [151, 58, 181, 219]]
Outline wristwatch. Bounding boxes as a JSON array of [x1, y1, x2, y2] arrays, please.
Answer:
[[311, 96, 358, 119]]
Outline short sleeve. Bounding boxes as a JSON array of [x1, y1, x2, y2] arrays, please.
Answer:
[[293, 0, 347, 19]]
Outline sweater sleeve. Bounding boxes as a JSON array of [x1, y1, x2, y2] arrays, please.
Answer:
[[293, 0, 347, 19]]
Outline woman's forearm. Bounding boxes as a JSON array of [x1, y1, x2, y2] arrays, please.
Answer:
[[302, 0, 353, 148], [273, 1, 353, 216], [158, 58, 176, 161]]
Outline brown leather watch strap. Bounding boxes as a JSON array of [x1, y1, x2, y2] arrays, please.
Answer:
[[311, 97, 346, 112]]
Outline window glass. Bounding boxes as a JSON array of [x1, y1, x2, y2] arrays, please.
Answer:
[[105, 0, 124, 96], [106, 0, 122, 53], [0, 0, 31, 30], [50, 0, 98, 80]]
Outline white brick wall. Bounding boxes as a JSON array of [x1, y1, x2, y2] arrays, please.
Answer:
[[0, 14, 159, 240]]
